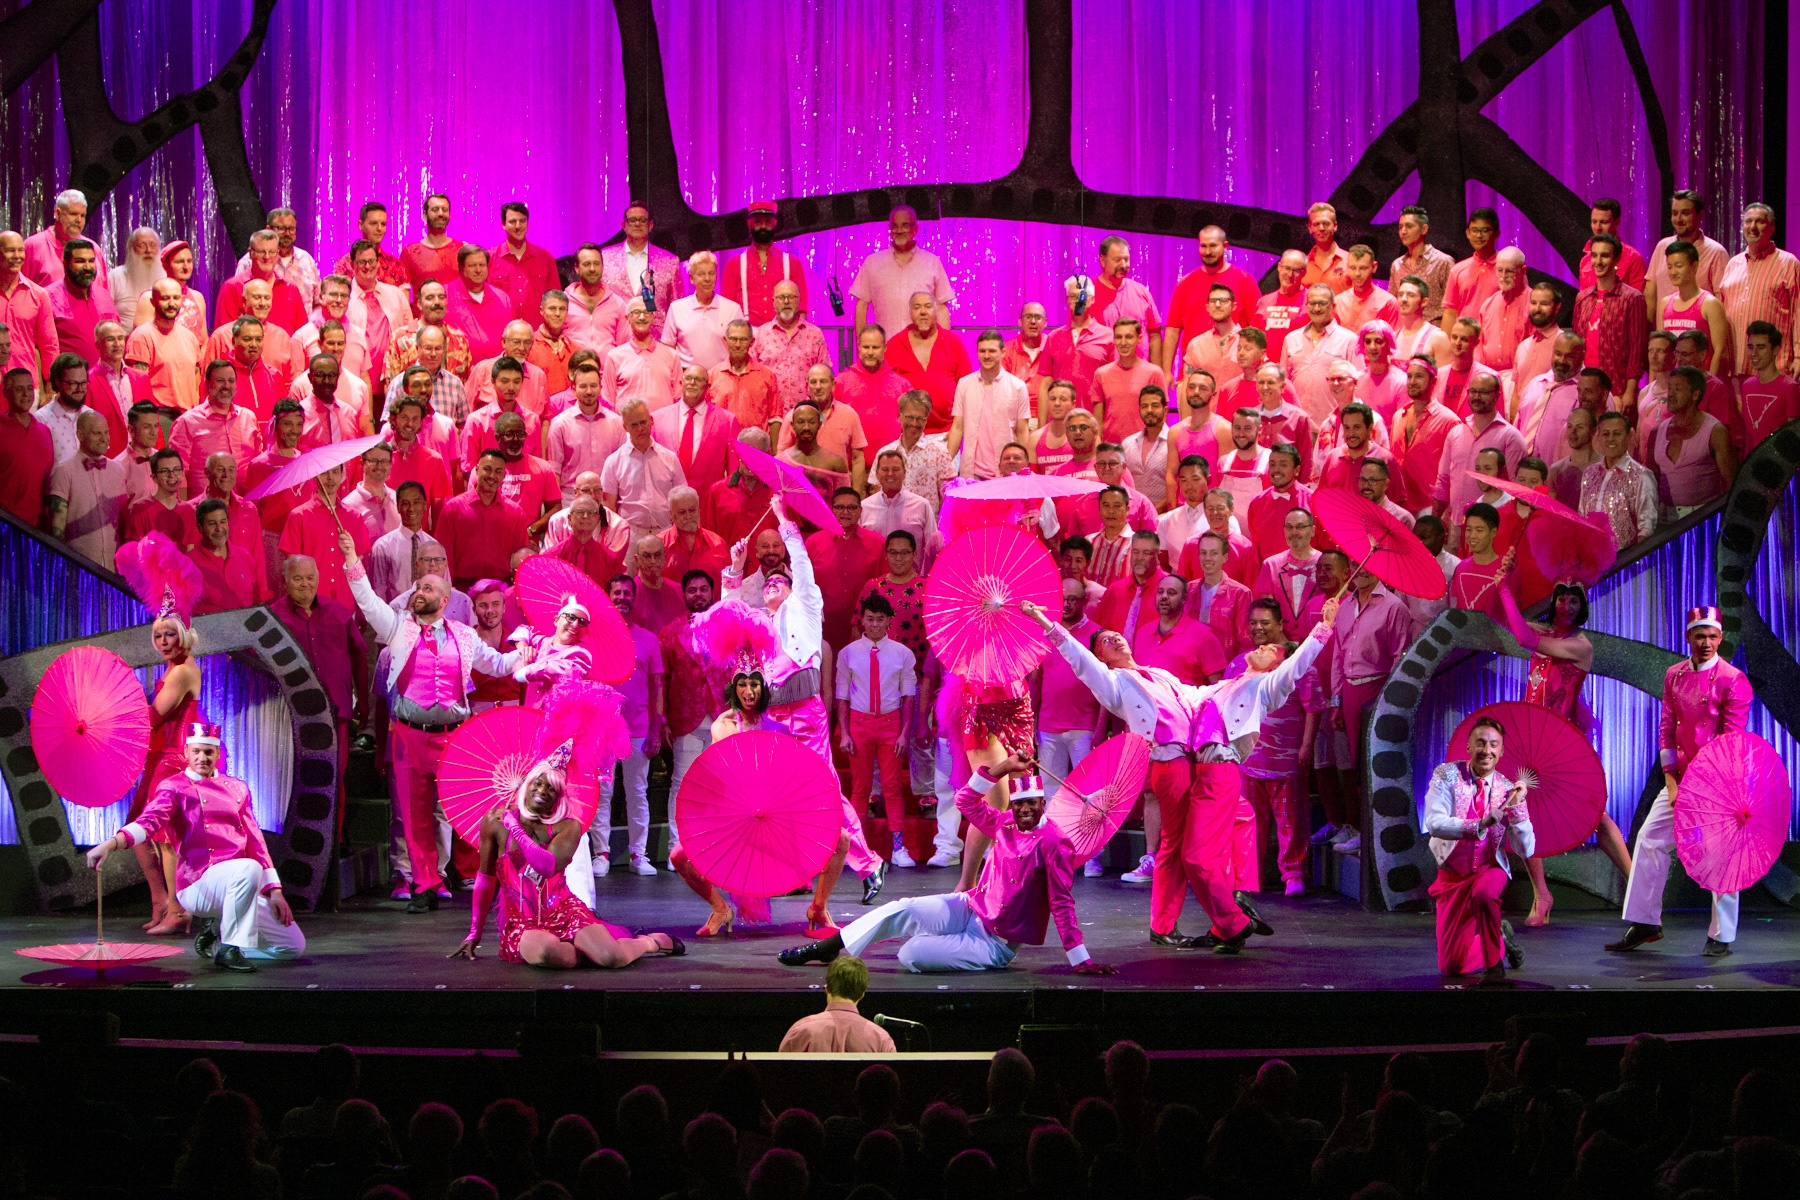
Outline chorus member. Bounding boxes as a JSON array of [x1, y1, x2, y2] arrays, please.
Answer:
[[1054, 439, 1157, 536], [1432, 374, 1524, 548], [1031, 575, 1103, 828], [1215, 410, 1272, 518], [487, 413, 559, 541], [1474, 247, 1530, 381], [398, 192, 463, 299], [1280, 285, 1359, 428], [331, 202, 408, 294], [1384, 207, 1450, 320], [177, 453, 264, 573], [341, 442, 401, 544], [526, 290, 575, 397], [709, 429, 776, 545], [1400, 515, 1458, 636], [131, 241, 207, 341], [1089, 236, 1161, 343], [1609, 608, 1750, 959], [851, 205, 954, 340], [38, 351, 97, 464], [560, 243, 628, 357], [269, 552, 362, 833], [90, 726, 303, 972], [999, 301, 1051, 407], [1439, 208, 1501, 332], [1512, 332, 1585, 463], [946, 330, 1032, 480], [1040, 275, 1114, 414], [1648, 366, 1735, 521], [368, 483, 437, 602], [1180, 285, 1247, 397], [230, 207, 317, 309], [21, 189, 107, 290], [347, 238, 411, 361], [1575, 199, 1647, 295], [1183, 529, 1253, 664], [545, 495, 625, 587], [126, 279, 204, 411], [602, 203, 683, 337], [169, 360, 260, 495], [862, 448, 937, 549], [209, 315, 278, 423], [1166, 370, 1232, 490], [92, 323, 154, 455], [1301, 202, 1351, 292], [114, 399, 164, 499], [1422, 717, 1532, 984], [542, 361, 622, 502], [187, 496, 267, 611], [436, 451, 530, 588], [382, 390, 455, 508], [1391, 274, 1451, 368], [712, 318, 784, 438], [119, 448, 188, 544], [1233, 597, 1323, 892], [1163, 225, 1261, 371], [879, 391, 955, 513], [780, 398, 851, 497], [1448, 503, 1510, 620], [110, 227, 162, 328], [661, 251, 742, 373], [467, 322, 548, 415], [43, 238, 115, 365], [478, 201, 554, 323], [1094, 530, 1168, 645], [659, 567, 723, 857], [384, 324, 470, 433], [216, 229, 306, 333], [601, 398, 686, 544], [1083, 487, 1135, 586], [885, 291, 971, 436], [1255, 250, 1309, 360], [719, 199, 809, 325], [1314, 403, 1391, 495], [779, 365, 869, 489], [461, 356, 542, 473], [1245, 445, 1314, 565], [1741, 323, 1800, 448], [603, 299, 681, 414], [1136, 574, 1227, 686], [1670, 331, 1741, 452], [1512, 281, 1564, 390], [384, 280, 473, 385], [1646, 190, 1730, 314], [721, 524, 789, 609], [295, 354, 368, 452], [1570, 234, 1648, 420], [1353, 321, 1408, 429], [619, 535, 681, 633], [1577, 412, 1657, 550], [1329, 566, 1410, 832], [391, 545, 476, 627], [588, 575, 664, 877], [1119, 387, 1173, 510], [275, 463, 365, 605], [836, 595, 918, 866], [1253, 508, 1323, 640], [1548, 407, 1600, 509], [1333, 245, 1398, 332], [1432, 317, 1500, 419], [1656, 241, 1730, 376], [832, 326, 907, 456], [1159, 455, 1213, 554], [1315, 360, 1386, 457], [661, 486, 729, 581], [805, 487, 885, 650], [46, 410, 128, 568], [440, 245, 511, 366]]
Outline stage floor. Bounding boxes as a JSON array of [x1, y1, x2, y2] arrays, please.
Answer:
[[1, 869, 1796, 1051]]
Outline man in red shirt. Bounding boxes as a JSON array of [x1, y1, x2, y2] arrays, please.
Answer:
[[1256, 250, 1309, 357], [0, 366, 52, 526], [1133, 573, 1227, 686], [661, 486, 730, 584], [382, 389, 454, 510], [1435, 318, 1501, 419], [708, 428, 775, 546], [216, 229, 307, 334], [1578, 198, 1647, 292], [400, 193, 464, 300], [119, 448, 188, 544], [883, 291, 970, 434], [1000, 301, 1051, 412], [1245, 445, 1315, 567], [836, 325, 909, 454], [718, 199, 810, 327], [1039, 275, 1114, 415], [807, 487, 887, 653], [1162, 225, 1261, 372], [436, 450, 531, 588], [492, 412, 560, 542], [1302, 203, 1351, 293], [1572, 234, 1648, 420], [710, 318, 783, 438], [278, 463, 367, 608], [1440, 208, 1501, 333], [488, 202, 558, 324]]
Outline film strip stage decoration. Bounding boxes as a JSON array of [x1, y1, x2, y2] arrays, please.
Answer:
[[0, 608, 342, 915]]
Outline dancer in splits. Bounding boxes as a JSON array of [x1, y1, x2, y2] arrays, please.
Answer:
[[779, 753, 1115, 975], [453, 743, 684, 969], [1023, 595, 1338, 953]]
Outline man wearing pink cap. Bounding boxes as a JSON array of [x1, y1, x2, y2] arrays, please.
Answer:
[[87, 726, 304, 972], [1609, 607, 1752, 959], [720, 201, 810, 327]]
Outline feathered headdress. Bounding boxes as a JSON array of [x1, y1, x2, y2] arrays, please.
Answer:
[[116, 533, 202, 625], [1525, 512, 1617, 588], [530, 679, 632, 788], [692, 598, 777, 678]]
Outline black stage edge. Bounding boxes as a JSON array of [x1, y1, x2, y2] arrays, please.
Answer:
[[1, 872, 1795, 1052]]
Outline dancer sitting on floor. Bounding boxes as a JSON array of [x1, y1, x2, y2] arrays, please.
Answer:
[[87, 724, 303, 973], [453, 743, 684, 969], [1422, 715, 1532, 986], [778, 752, 1116, 975]]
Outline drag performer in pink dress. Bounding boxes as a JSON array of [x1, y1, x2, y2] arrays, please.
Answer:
[[454, 745, 682, 969], [1423, 716, 1533, 985], [778, 754, 1116, 976], [1494, 552, 1631, 926], [87, 724, 300, 972]]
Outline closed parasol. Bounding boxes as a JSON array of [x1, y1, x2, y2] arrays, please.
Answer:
[[1310, 486, 1445, 600], [676, 730, 843, 898], [30, 646, 151, 808], [954, 473, 1107, 501], [924, 526, 1062, 685], [1449, 701, 1606, 858], [1042, 733, 1151, 861], [1673, 731, 1791, 895], [514, 556, 636, 684]]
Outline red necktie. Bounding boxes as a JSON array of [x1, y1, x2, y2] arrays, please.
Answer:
[[868, 643, 882, 715], [681, 406, 699, 470]]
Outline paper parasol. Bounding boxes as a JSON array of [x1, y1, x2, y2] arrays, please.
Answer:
[[513, 556, 636, 684], [954, 473, 1107, 500], [437, 706, 545, 842], [1449, 701, 1606, 858], [528, 678, 632, 829], [1673, 731, 1792, 894], [1310, 486, 1446, 600], [675, 730, 844, 897], [732, 441, 840, 531], [923, 526, 1063, 684], [30, 647, 152, 808], [1043, 733, 1151, 861], [1469, 473, 1586, 525], [244, 433, 386, 500], [15, 873, 187, 974]]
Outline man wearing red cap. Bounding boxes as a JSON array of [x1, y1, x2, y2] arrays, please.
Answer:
[[1609, 607, 1752, 959], [720, 200, 810, 327]]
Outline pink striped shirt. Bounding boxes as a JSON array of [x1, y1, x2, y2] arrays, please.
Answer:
[[1719, 246, 1800, 375]]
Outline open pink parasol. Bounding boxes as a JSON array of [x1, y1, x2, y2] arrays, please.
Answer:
[[15, 874, 186, 974], [1310, 487, 1446, 600], [732, 441, 840, 531], [675, 730, 843, 897], [1470, 473, 1586, 524], [954, 473, 1107, 501], [1042, 733, 1151, 861], [244, 433, 385, 500], [924, 526, 1062, 685], [528, 679, 631, 829], [1449, 701, 1606, 858], [437, 706, 546, 842], [30, 647, 152, 808], [513, 556, 635, 684], [1673, 731, 1791, 894]]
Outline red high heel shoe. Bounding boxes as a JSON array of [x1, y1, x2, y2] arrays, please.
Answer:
[[804, 905, 840, 940]]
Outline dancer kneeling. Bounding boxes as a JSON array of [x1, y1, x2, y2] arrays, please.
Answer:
[[86, 724, 303, 973], [454, 747, 684, 969], [1423, 716, 1532, 986], [779, 754, 1115, 975]]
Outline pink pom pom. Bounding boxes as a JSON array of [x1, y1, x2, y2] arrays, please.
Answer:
[[1525, 513, 1617, 588], [115, 533, 203, 623], [691, 599, 777, 667]]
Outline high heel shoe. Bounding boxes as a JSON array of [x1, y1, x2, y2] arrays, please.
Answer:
[[146, 909, 193, 937], [804, 905, 840, 940], [1524, 895, 1553, 928], [142, 900, 168, 932], [632, 927, 686, 956], [695, 909, 734, 938]]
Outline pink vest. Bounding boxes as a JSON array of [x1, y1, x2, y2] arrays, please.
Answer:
[[385, 615, 484, 699], [1652, 413, 1725, 507]]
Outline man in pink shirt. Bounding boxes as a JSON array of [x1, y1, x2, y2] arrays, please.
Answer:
[[443, 245, 512, 366], [436, 450, 531, 588], [1358, 457, 1415, 528], [113, 398, 163, 500], [278, 463, 369, 607], [1089, 319, 1165, 445], [1646, 189, 1730, 317], [1391, 358, 1459, 516], [603, 299, 681, 413], [1181, 284, 1247, 396], [1439, 207, 1501, 332], [1352, 320, 1408, 430], [709, 318, 784, 437], [2, 230, 61, 389], [382, 389, 455, 509], [850, 205, 956, 340], [777, 364, 871, 490], [1256, 250, 1309, 357], [661, 251, 744, 373], [1512, 281, 1564, 390], [487, 202, 558, 324], [1314, 403, 1392, 495], [1134, 574, 1227, 685], [778, 957, 894, 1053], [1333, 245, 1399, 331], [1163, 225, 1261, 372], [1091, 236, 1162, 348], [562, 243, 631, 356], [601, 399, 688, 542], [90, 322, 152, 455], [1578, 198, 1648, 292], [1433, 317, 1501, 419], [46, 410, 129, 569], [719, 200, 810, 326], [1302, 203, 1351, 293], [1053, 438, 1158, 537], [169, 360, 261, 496], [22, 190, 109, 292], [489, 413, 560, 541], [999, 301, 1051, 411], [460, 357, 543, 471], [44, 238, 117, 366], [1433, 374, 1527, 549], [1741, 322, 1800, 449], [836, 325, 909, 455], [1281, 285, 1360, 426], [751, 279, 830, 414], [625, 534, 687, 633], [1039, 275, 1114, 414], [399, 193, 465, 299], [1328, 568, 1413, 853], [211, 315, 279, 424], [1719, 203, 1800, 377], [652, 364, 741, 498], [948, 331, 1032, 479], [1476, 247, 1531, 378], [216, 229, 307, 334], [467, 321, 549, 416], [118, 448, 188, 545], [126, 279, 204, 411], [295, 355, 367, 452], [1248, 363, 1315, 484], [341, 441, 401, 546], [1512, 332, 1586, 463], [1183, 529, 1253, 655]]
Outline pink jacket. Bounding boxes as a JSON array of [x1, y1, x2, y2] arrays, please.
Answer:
[[121, 771, 279, 894], [1659, 657, 1751, 775], [958, 771, 1088, 964]]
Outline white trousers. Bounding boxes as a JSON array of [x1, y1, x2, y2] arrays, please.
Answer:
[[931, 738, 965, 857], [1037, 729, 1094, 801], [592, 736, 651, 860], [176, 859, 306, 960], [667, 720, 714, 846], [1622, 787, 1739, 942], [841, 891, 1016, 973]]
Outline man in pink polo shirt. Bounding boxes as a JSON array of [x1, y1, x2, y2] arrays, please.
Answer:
[[45, 238, 117, 366], [563, 243, 630, 356], [948, 331, 1032, 480], [1302, 203, 1351, 293], [545, 361, 625, 502], [1162, 225, 1261, 373], [1433, 374, 1527, 549], [22, 190, 109, 291], [169, 360, 261, 497], [1476, 247, 1531, 382], [1090, 318, 1165, 445], [1578, 198, 1647, 292], [1512, 280, 1564, 390], [1434, 317, 1501, 419], [1333, 245, 1398, 332], [1039, 275, 1114, 414], [1134, 573, 1227, 686], [661, 250, 744, 372], [1090, 236, 1161, 347], [436, 450, 530, 588], [216, 229, 307, 334], [400, 193, 465, 300], [443, 245, 512, 366], [603, 298, 681, 413], [1281, 285, 1359, 427], [719, 200, 810, 327], [487, 202, 558, 324], [1440, 209, 1503, 334], [850, 205, 955, 341]]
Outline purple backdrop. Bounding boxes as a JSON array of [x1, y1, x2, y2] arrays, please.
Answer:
[[0, 0, 1769, 327]]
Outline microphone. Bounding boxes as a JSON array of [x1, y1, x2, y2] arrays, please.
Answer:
[[872, 1013, 929, 1050], [1072, 273, 1091, 316], [826, 274, 845, 318], [641, 268, 657, 313]]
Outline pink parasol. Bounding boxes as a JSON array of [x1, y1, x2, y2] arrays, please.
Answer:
[[244, 433, 386, 500], [513, 556, 635, 684], [1449, 701, 1606, 858], [30, 647, 152, 808], [1470, 473, 1587, 525], [954, 473, 1107, 501], [437, 706, 545, 842], [1673, 731, 1791, 894], [732, 441, 840, 531], [924, 526, 1063, 685], [1042, 733, 1151, 861], [675, 730, 843, 897], [528, 679, 632, 829], [1524, 512, 1617, 587], [1310, 486, 1446, 600], [15, 874, 187, 974]]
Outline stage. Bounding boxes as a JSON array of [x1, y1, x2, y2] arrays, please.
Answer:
[[0, 869, 1794, 1054]]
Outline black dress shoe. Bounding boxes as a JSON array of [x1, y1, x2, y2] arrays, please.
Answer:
[[407, 889, 439, 914], [633, 927, 687, 957], [1235, 890, 1274, 937], [1502, 920, 1524, 969], [193, 921, 218, 960], [1212, 926, 1253, 955], [778, 934, 845, 966], [1149, 930, 1210, 949], [861, 862, 887, 906], [212, 945, 257, 973], [1702, 937, 1733, 958], [1476, 964, 1514, 988], [1604, 923, 1663, 952]]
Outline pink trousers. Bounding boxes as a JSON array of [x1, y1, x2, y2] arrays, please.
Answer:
[[390, 722, 451, 892], [1430, 864, 1508, 975], [1242, 774, 1309, 884], [1148, 758, 1250, 940]]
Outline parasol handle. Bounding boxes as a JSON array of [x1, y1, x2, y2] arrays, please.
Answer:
[[1031, 761, 1092, 806], [1335, 537, 1389, 600], [96, 870, 102, 947]]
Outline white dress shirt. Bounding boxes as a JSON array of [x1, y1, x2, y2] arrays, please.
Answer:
[[368, 525, 438, 602], [834, 635, 918, 714]]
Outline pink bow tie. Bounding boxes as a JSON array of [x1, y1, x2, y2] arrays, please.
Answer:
[[83, 457, 107, 470]]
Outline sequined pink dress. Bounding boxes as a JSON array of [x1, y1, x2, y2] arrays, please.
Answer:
[[494, 830, 630, 964]]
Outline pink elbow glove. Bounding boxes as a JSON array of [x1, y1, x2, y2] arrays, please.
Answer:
[[467, 871, 497, 942], [503, 813, 561, 878], [1497, 585, 1540, 651]]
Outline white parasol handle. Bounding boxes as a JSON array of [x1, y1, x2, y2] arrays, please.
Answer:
[[96, 871, 103, 947], [1032, 761, 1092, 805]]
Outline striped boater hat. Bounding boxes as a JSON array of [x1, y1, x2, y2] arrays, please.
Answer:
[[1685, 606, 1723, 632], [1008, 774, 1045, 801], [186, 722, 223, 747]]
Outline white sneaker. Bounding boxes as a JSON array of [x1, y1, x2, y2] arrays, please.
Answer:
[[1121, 854, 1156, 883], [926, 852, 960, 868], [1310, 823, 1338, 845], [593, 853, 611, 877], [890, 845, 917, 869], [1330, 826, 1358, 845], [1083, 858, 1104, 878], [629, 853, 657, 876], [1334, 834, 1362, 854]]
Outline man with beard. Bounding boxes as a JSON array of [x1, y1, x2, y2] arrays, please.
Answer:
[[720, 200, 810, 326], [562, 242, 631, 356], [126, 278, 204, 411], [110, 227, 163, 327], [723, 523, 791, 609], [271, 553, 366, 843], [489, 406, 560, 537], [46, 238, 117, 364], [384, 279, 474, 386], [400, 193, 465, 300], [1511, 280, 1564, 390]]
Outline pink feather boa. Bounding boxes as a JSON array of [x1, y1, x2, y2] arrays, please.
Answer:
[[690, 598, 776, 669], [531, 679, 632, 786], [115, 532, 202, 623]]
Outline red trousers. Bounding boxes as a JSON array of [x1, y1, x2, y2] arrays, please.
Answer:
[[847, 709, 909, 830], [1243, 773, 1309, 884], [1148, 758, 1250, 940], [1337, 677, 1384, 827], [390, 722, 451, 892]]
